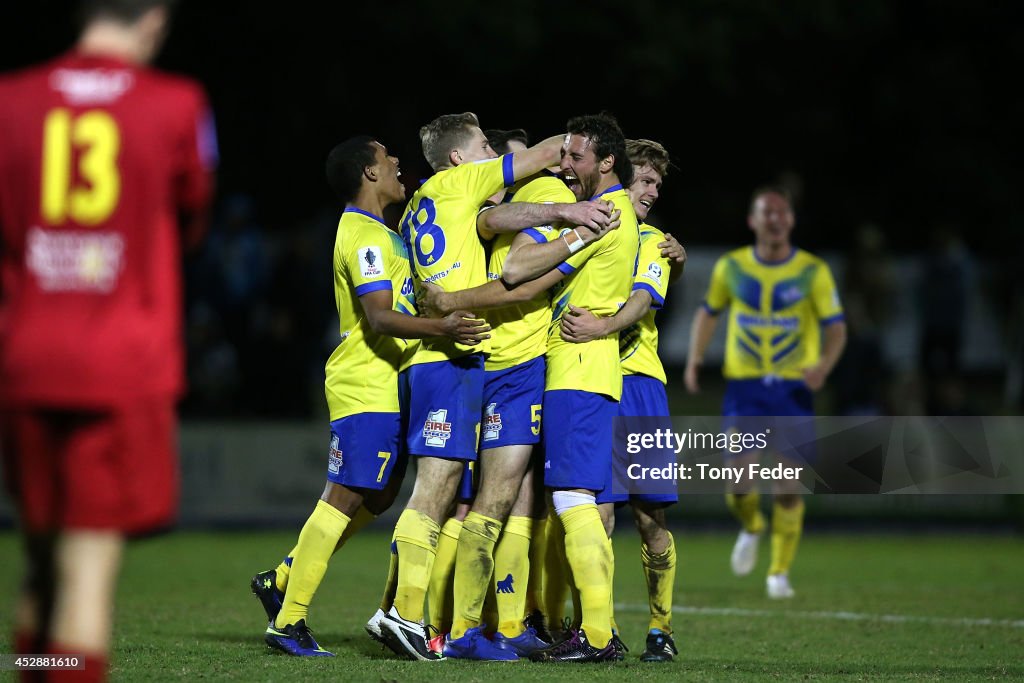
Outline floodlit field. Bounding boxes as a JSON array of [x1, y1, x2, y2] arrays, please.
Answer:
[[1, 529, 1021, 681]]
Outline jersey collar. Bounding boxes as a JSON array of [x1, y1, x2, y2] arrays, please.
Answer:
[[751, 245, 797, 266], [590, 183, 623, 200], [343, 207, 387, 225]]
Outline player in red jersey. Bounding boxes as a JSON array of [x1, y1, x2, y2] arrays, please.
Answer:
[[0, 1, 215, 680]]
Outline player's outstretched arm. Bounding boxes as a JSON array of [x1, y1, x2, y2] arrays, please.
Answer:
[[418, 265, 565, 318], [509, 134, 566, 181], [684, 306, 720, 394], [360, 289, 490, 345], [559, 289, 653, 343], [659, 232, 687, 285], [477, 200, 618, 240]]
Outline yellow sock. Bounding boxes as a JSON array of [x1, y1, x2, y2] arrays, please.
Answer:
[[379, 531, 399, 611], [495, 515, 532, 636], [525, 515, 548, 616], [560, 503, 613, 648], [275, 505, 376, 594], [608, 537, 618, 634], [393, 509, 440, 622], [769, 499, 804, 576], [274, 546, 298, 593], [451, 512, 502, 639], [642, 533, 676, 633], [275, 500, 350, 628], [542, 510, 569, 626], [427, 517, 462, 632], [726, 492, 766, 534]]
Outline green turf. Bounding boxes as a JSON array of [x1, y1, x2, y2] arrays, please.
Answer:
[[0, 528, 1021, 681]]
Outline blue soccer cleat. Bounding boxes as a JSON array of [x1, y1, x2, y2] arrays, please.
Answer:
[[264, 619, 334, 657], [443, 626, 519, 661], [493, 625, 549, 656]]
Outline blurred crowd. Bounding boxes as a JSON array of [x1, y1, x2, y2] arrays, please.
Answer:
[[182, 194, 1024, 420]]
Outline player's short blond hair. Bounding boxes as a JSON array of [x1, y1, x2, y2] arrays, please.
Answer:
[[419, 112, 480, 172], [626, 139, 670, 178]]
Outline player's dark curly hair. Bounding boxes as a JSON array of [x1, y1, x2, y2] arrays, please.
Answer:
[[79, 0, 178, 24], [485, 128, 529, 155], [566, 112, 633, 188], [419, 112, 481, 172], [325, 136, 377, 205]]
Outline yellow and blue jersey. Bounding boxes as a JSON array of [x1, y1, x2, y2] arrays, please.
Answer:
[[620, 223, 671, 384], [325, 208, 417, 420], [401, 155, 517, 366], [486, 173, 573, 371], [703, 246, 844, 380], [546, 185, 641, 400]]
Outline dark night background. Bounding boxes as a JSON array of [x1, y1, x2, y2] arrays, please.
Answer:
[[3, 0, 1023, 418]]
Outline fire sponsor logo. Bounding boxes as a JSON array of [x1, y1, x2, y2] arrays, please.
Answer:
[[327, 434, 343, 474], [423, 409, 452, 447], [483, 403, 503, 442]]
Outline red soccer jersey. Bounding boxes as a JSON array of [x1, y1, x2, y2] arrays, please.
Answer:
[[0, 52, 216, 408]]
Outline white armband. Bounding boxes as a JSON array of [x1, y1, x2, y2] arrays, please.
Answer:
[[562, 228, 585, 254]]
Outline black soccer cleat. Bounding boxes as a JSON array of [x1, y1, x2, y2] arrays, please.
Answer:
[[639, 629, 678, 662], [610, 631, 629, 661], [523, 609, 553, 644], [528, 628, 618, 663], [250, 569, 284, 623]]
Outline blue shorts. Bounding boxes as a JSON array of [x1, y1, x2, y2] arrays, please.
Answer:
[[722, 378, 816, 463], [542, 389, 618, 491], [481, 356, 545, 449], [598, 375, 678, 505], [327, 412, 404, 490], [405, 353, 485, 461], [459, 461, 475, 501]]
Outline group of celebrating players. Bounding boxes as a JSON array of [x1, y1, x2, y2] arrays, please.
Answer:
[[250, 112, 689, 663]]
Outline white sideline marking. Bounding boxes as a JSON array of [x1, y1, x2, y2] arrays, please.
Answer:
[[614, 603, 1024, 629]]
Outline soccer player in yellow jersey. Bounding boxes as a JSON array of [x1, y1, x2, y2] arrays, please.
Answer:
[[413, 127, 627, 660], [379, 113, 616, 661], [516, 112, 642, 663], [559, 139, 683, 662], [253, 137, 488, 657], [685, 186, 847, 599]]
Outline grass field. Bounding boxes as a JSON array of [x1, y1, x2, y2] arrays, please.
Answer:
[[1, 528, 1021, 681]]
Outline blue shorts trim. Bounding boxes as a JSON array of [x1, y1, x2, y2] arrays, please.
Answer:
[[598, 375, 678, 505], [405, 354, 485, 461], [327, 412, 403, 490], [542, 389, 618, 491], [481, 355, 545, 449], [722, 378, 816, 462]]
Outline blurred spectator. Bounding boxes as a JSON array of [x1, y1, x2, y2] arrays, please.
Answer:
[[833, 223, 897, 415], [918, 226, 973, 414]]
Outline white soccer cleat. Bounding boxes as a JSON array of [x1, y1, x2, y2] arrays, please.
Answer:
[[766, 573, 796, 599], [365, 607, 387, 644], [730, 530, 761, 576]]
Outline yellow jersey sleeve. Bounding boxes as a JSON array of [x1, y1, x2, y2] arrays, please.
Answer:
[[620, 224, 670, 383], [704, 254, 732, 314], [811, 259, 844, 324]]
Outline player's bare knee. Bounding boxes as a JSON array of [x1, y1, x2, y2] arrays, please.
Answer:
[[321, 482, 365, 517], [599, 503, 615, 537]]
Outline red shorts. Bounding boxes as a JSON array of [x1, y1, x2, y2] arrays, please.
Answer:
[[1, 401, 178, 534]]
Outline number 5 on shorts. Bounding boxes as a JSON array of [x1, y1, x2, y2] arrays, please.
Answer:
[[376, 451, 392, 483], [530, 404, 542, 436]]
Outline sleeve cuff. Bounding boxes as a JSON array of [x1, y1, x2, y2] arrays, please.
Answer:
[[701, 301, 721, 315], [633, 282, 665, 309], [557, 262, 576, 275], [820, 312, 846, 326], [522, 227, 547, 244], [355, 281, 393, 297], [502, 154, 515, 187]]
